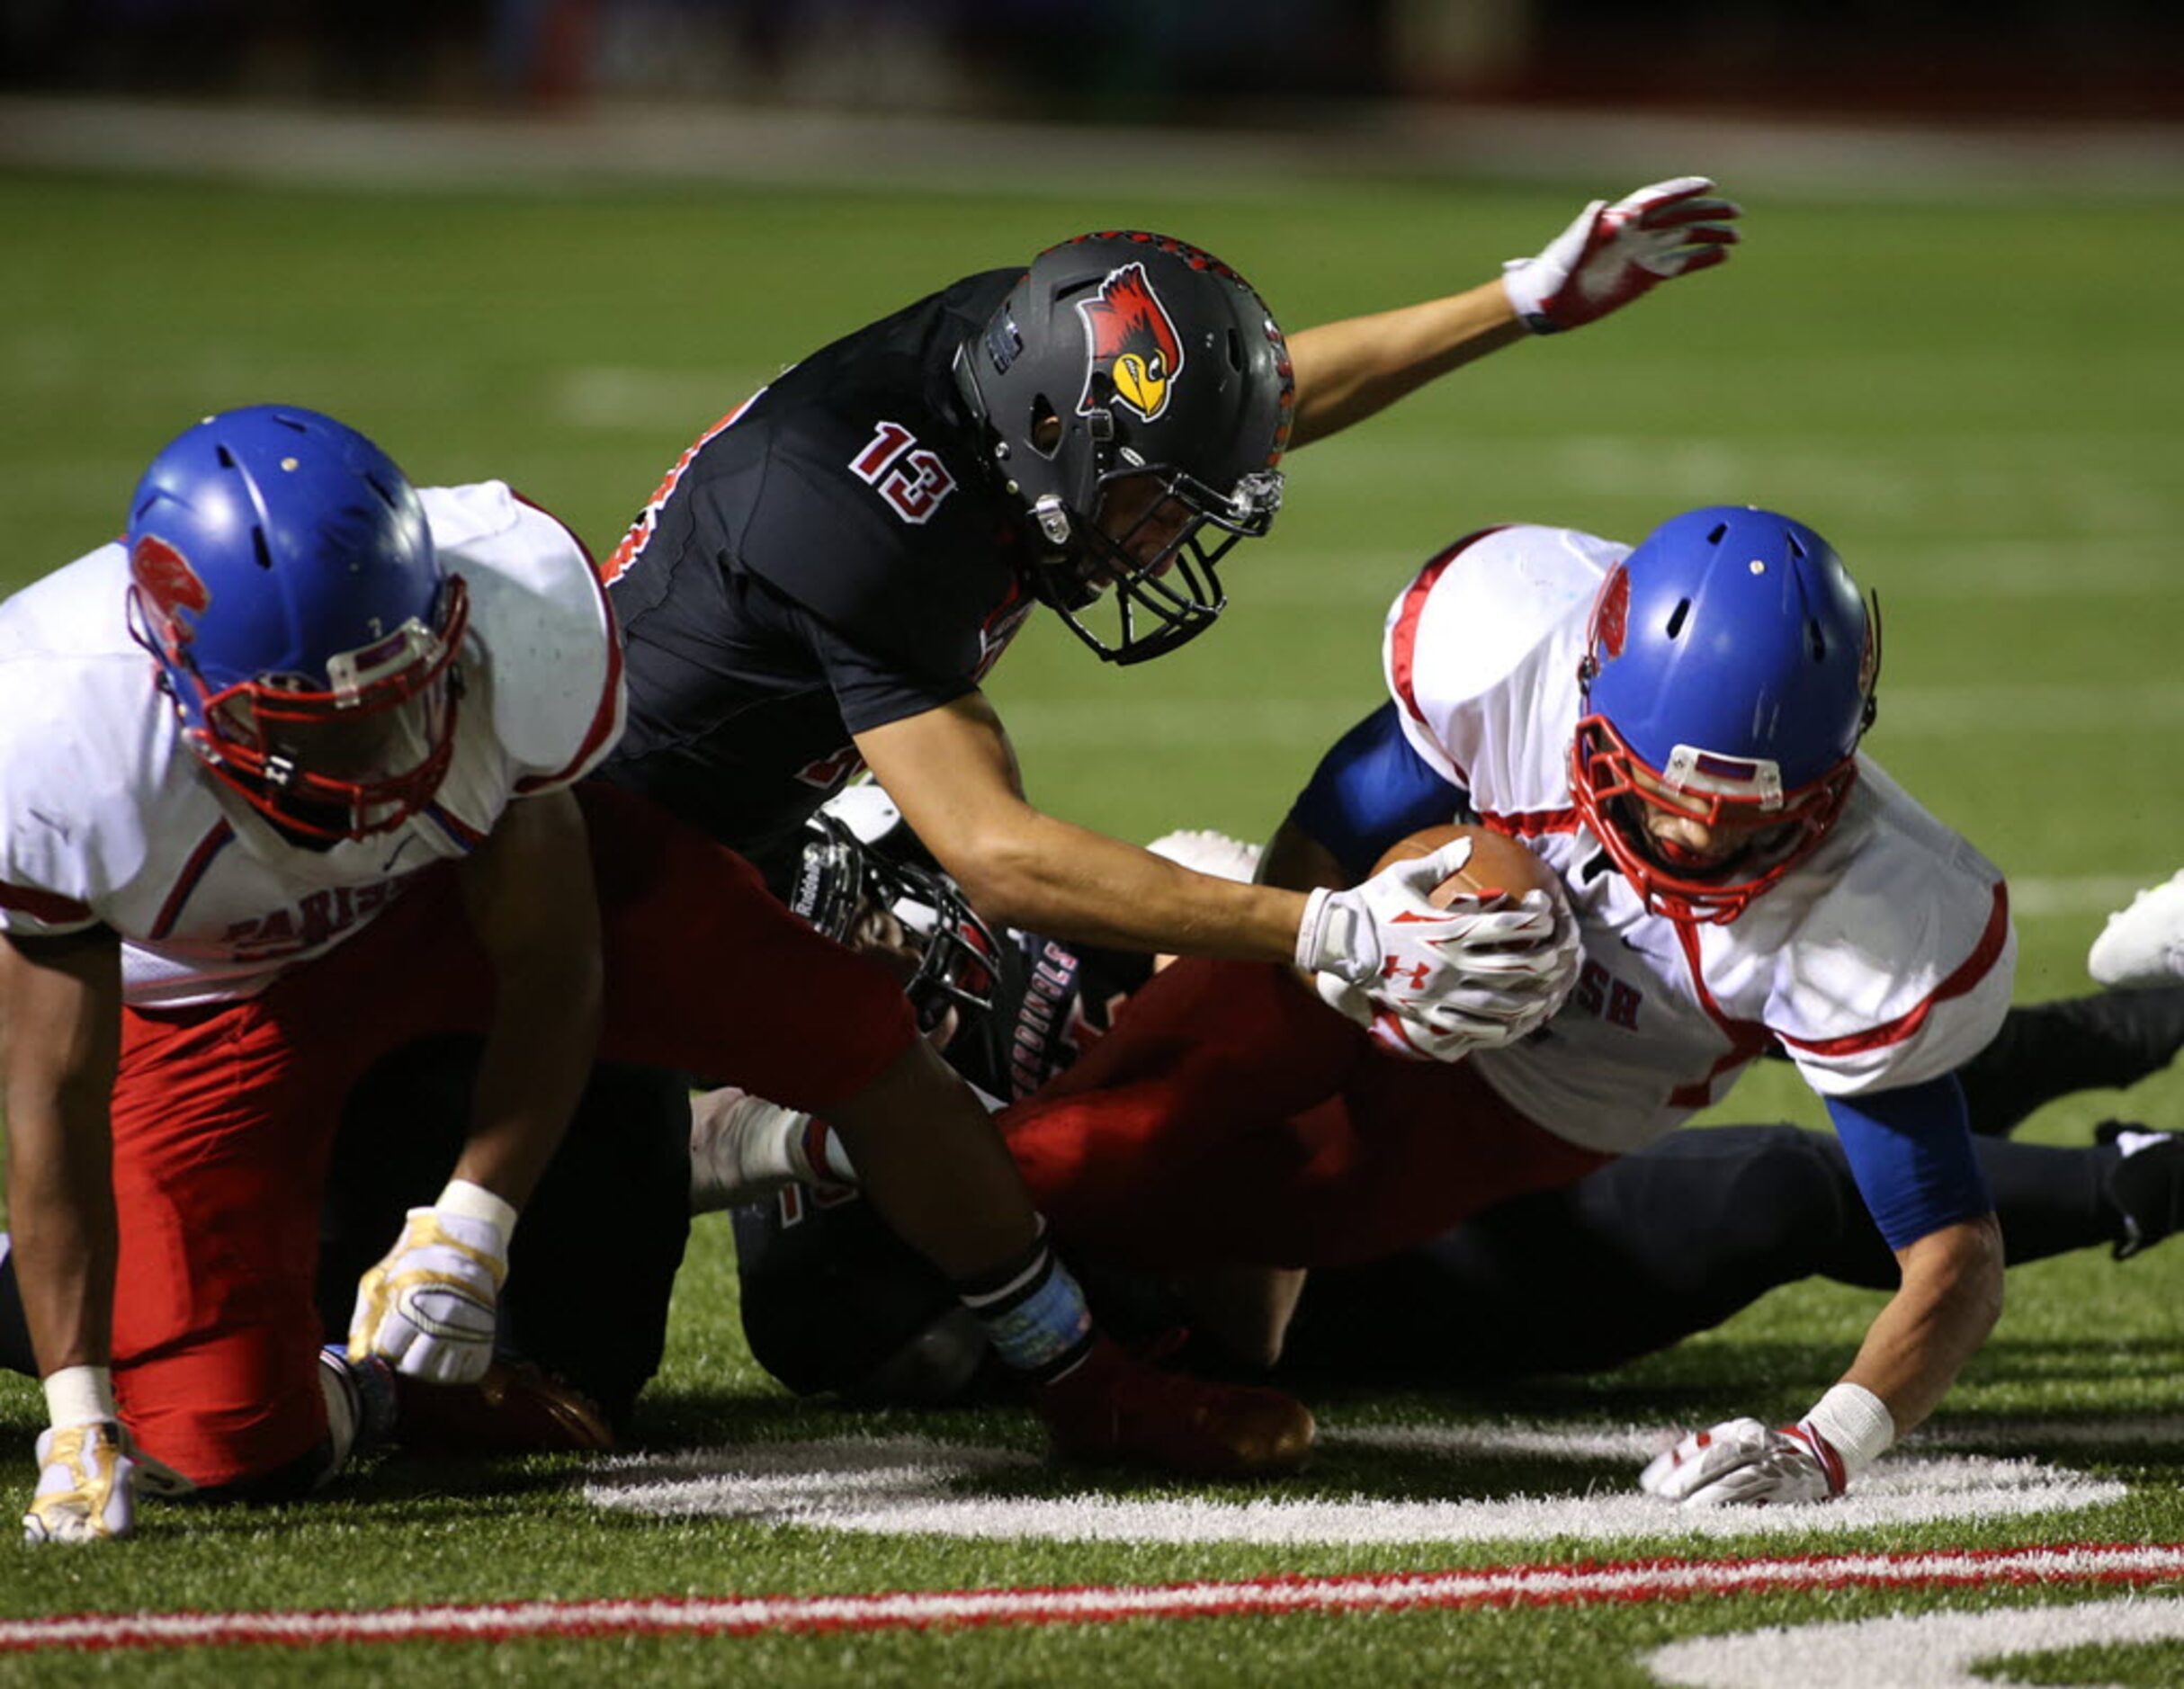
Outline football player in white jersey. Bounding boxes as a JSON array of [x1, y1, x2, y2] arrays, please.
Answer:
[[0, 407, 1311, 1545], [992, 505, 2012, 1506]]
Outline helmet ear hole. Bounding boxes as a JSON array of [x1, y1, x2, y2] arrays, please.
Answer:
[[1224, 326, 1244, 371], [1028, 398, 1062, 458]]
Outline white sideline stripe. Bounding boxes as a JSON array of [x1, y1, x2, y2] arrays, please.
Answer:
[[1648, 1595, 2184, 1689], [8, 1544, 2184, 1656]]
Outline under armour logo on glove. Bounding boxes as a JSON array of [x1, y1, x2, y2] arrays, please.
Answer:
[[1299, 838, 1581, 1063]]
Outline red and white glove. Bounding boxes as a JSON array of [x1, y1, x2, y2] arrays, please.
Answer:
[[1298, 838, 1580, 1060], [350, 1180, 515, 1385], [1501, 176, 1741, 335], [22, 1367, 191, 1545], [1639, 1384, 1895, 1506]]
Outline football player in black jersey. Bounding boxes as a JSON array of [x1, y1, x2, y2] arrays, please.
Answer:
[[596, 185, 1741, 1037], [572, 192, 1739, 1475]]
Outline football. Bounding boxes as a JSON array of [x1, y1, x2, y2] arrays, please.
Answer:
[[1371, 822, 1559, 908]]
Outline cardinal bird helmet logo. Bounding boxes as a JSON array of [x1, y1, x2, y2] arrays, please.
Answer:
[[129, 533, 211, 653], [1075, 262, 1186, 423]]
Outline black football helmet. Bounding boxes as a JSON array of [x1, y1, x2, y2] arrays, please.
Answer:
[[953, 231, 1293, 666], [788, 809, 1000, 1037]]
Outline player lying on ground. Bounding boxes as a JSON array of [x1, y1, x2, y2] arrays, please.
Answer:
[[933, 505, 2018, 1507], [0, 407, 1306, 1546], [597, 181, 1737, 1056], [710, 817, 2184, 1407]]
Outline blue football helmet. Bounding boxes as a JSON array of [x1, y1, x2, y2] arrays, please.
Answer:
[[124, 406, 470, 841], [1571, 505, 1879, 924]]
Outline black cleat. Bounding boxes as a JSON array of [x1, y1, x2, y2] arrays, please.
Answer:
[[2097, 1120, 2184, 1261]]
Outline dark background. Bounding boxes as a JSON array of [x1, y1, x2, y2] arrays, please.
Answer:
[[7, 1, 2178, 121]]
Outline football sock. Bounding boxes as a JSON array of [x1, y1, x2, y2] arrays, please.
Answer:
[[801, 1120, 859, 1184], [952, 1224, 1096, 1384], [688, 1090, 855, 1212]]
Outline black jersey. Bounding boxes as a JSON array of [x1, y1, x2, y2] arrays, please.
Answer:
[[599, 270, 1037, 880]]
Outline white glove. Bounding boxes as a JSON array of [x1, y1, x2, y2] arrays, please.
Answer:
[[1501, 176, 1741, 334], [1300, 839, 1580, 1058], [22, 1368, 191, 1545], [1640, 1388, 1893, 1506], [1638, 1417, 1840, 1506], [349, 1181, 514, 1385]]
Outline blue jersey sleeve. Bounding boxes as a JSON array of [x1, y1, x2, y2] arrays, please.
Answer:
[[1288, 702, 1472, 882], [1824, 1074, 1993, 1252]]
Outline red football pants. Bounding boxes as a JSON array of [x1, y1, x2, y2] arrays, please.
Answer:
[[110, 784, 916, 1488], [998, 958, 1610, 1271]]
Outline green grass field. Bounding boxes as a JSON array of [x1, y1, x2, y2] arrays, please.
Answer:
[[4, 157, 2184, 1685]]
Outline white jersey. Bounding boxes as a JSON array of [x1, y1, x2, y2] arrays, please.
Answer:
[[0, 482, 625, 1008], [1381, 523, 2015, 1156]]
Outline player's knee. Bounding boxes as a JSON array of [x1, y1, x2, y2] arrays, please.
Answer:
[[1715, 1130, 1858, 1269]]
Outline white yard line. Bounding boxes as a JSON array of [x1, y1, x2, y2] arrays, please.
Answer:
[[1649, 1596, 2184, 1689]]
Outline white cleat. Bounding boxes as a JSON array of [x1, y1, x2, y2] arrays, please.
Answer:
[[2089, 869, 2184, 991], [1146, 828, 1263, 885], [688, 1086, 815, 1214]]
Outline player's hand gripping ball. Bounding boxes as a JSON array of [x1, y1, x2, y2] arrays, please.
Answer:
[[1318, 823, 1581, 1061]]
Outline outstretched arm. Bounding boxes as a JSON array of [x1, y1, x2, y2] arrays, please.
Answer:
[[1288, 177, 1740, 450], [856, 689, 1310, 960], [1838, 1213, 2005, 1434], [857, 691, 1563, 1050], [1640, 1075, 2001, 1506]]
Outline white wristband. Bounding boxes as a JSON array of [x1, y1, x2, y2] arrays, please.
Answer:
[[1294, 887, 1333, 972], [1804, 1382, 1895, 1477], [437, 1178, 519, 1248], [43, 1364, 117, 1429]]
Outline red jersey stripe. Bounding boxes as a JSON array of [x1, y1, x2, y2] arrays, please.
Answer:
[[0, 879, 94, 927], [1388, 527, 1508, 730], [599, 394, 761, 586], [148, 821, 235, 939], [1777, 881, 2012, 1059]]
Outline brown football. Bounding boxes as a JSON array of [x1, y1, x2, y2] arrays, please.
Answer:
[[1370, 822, 1558, 909]]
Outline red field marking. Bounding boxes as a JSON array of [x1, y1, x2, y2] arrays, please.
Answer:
[[7, 1543, 2184, 1655]]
